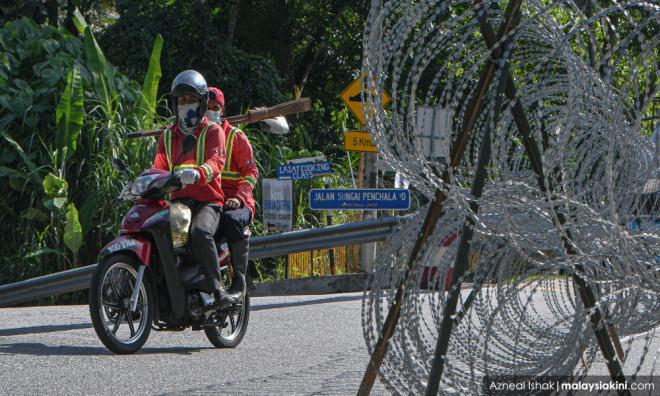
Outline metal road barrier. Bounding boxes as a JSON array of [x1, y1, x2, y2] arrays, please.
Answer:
[[0, 216, 401, 307]]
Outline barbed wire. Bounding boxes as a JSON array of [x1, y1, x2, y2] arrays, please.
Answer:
[[361, 0, 660, 394]]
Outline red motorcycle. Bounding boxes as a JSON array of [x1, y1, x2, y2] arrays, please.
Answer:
[[89, 135, 250, 354]]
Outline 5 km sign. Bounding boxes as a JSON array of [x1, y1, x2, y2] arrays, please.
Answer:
[[309, 189, 410, 210], [344, 130, 377, 153]]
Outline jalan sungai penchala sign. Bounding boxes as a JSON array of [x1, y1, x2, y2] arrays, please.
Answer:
[[309, 188, 410, 210], [276, 160, 332, 180]]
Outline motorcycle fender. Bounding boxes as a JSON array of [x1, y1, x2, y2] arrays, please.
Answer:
[[100, 234, 152, 266]]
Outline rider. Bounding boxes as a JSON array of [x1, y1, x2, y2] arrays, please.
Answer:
[[152, 70, 235, 309], [206, 86, 258, 299]]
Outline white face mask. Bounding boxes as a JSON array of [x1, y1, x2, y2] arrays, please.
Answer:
[[178, 102, 200, 133], [205, 110, 222, 123]]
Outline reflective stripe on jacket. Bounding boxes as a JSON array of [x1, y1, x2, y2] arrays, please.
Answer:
[[220, 120, 258, 216], [152, 118, 226, 206]]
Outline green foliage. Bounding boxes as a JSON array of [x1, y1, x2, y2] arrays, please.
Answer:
[[55, 65, 84, 157], [0, 15, 163, 292], [0, 130, 42, 184], [134, 34, 164, 126], [98, 0, 285, 115], [82, 26, 118, 119], [42, 172, 68, 209], [64, 203, 83, 253], [0, 1, 376, 291]]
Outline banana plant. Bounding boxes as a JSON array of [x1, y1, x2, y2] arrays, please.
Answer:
[[72, 9, 118, 124], [133, 33, 164, 128], [42, 171, 82, 254], [55, 65, 84, 159]]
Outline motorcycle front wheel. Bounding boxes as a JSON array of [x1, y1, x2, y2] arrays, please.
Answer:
[[89, 254, 154, 354], [204, 294, 250, 348]]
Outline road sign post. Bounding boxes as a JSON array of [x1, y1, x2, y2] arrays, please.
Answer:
[[360, 153, 379, 271], [323, 177, 336, 275], [340, 76, 391, 272]]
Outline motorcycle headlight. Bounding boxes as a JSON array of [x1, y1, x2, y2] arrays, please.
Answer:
[[129, 174, 160, 196]]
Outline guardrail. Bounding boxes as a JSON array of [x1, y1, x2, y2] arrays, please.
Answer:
[[0, 216, 401, 307]]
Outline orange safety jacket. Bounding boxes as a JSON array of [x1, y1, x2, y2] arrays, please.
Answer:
[[219, 119, 258, 217], [152, 118, 226, 206]]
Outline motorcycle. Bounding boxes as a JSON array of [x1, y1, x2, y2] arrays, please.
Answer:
[[89, 134, 250, 354]]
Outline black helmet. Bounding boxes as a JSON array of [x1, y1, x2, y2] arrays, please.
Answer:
[[170, 70, 209, 123]]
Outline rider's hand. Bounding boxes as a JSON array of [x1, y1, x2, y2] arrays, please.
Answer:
[[177, 169, 200, 186], [225, 197, 242, 209]]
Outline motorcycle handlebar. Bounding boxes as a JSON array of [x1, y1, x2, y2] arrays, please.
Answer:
[[141, 173, 183, 200]]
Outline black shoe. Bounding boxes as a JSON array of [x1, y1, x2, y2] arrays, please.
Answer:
[[228, 240, 249, 298], [227, 277, 246, 298], [213, 288, 237, 311]]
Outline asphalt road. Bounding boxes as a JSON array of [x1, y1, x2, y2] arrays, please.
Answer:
[[0, 293, 388, 396], [2, 289, 660, 395]]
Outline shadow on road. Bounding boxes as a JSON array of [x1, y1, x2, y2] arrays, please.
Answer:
[[0, 342, 210, 356], [0, 294, 363, 340], [251, 294, 363, 311], [0, 323, 92, 337]]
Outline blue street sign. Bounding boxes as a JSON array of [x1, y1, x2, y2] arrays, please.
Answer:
[[277, 160, 332, 180], [309, 189, 410, 210]]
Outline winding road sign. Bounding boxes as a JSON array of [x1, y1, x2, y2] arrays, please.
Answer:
[[339, 76, 391, 125]]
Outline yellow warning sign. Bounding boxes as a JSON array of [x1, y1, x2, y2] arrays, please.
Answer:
[[344, 130, 378, 153], [339, 76, 391, 125]]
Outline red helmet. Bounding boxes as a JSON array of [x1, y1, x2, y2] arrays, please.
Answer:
[[208, 86, 225, 111]]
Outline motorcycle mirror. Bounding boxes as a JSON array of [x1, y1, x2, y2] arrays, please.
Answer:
[[260, 116, 289, 135], [112, 158, 128, 173], [182, 134, 197, 155]]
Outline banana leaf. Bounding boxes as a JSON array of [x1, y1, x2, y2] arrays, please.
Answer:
[[55, 65, 84, 158], [0, 130, 42, 184], [64, 203, 83, 253], [42, 173, 68, 198], [134, 33, 163, 126], [78, 191, 98, 238], [71, 8, 87, 34], [83, 26, 118, 116]]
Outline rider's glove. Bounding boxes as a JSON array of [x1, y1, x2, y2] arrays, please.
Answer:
[[177, 169, 200, 186]]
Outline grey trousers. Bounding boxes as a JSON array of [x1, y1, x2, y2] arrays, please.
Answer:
[[189, 203, 223, 291]]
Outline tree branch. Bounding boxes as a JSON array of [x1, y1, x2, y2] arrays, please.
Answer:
[[292, 3, 349, 98]]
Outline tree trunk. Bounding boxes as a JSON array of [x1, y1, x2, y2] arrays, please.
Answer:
[[275, 0, 294, 94], [224, 0, 240, 46], [292, 4, 349, 98], [46, 0, 60, 26]]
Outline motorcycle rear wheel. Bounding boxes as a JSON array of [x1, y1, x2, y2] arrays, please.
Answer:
[[89, 254, 154, 354], [204, 294, 250, 348]]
